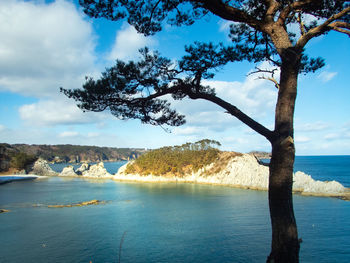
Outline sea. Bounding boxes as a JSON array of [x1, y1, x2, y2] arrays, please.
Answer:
[[0, 156, 349, 263]]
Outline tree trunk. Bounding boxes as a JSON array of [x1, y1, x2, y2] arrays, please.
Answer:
[[266, 50, 300, 263]]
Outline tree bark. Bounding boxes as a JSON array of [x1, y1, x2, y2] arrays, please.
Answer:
[[266, 49, 300, 263]]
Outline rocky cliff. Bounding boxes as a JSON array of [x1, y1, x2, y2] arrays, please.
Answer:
[[115, 153, 348, 197]]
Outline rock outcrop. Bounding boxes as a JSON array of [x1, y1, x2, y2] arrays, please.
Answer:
[[47, 199, 104, 208], [60, 166, 77, 177], [81, 162, 112, 178], [27, 158, 58, 176], [293, 171, 345, 195], [115, 154, 348, 197], [59, 162, 112, 178], [76, 163, 90, 175]]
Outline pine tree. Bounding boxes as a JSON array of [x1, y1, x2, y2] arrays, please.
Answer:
[[62, 1, 350, 262]]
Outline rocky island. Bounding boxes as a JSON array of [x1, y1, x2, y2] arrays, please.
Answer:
[[115, 152, 348, 198], [2, 140, 348, 199], [56, 140, 349, 199]]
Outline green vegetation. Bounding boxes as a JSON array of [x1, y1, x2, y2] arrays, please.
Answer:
[[125, 140, 221, 176], [10, 152, 37, 170], [0, 143, 145, 164]]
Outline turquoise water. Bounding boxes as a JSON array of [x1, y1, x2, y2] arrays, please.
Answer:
[[1, 157, 349, 262], [294, 156, 350, 187]]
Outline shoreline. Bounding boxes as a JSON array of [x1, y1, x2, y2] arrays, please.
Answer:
[[111, 174, 350, 200], [2, 172, 349, 200], [0, 175, 46, 185]]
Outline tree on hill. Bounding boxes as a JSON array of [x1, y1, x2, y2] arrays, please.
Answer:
[[10, 152, 37, 171], [61, 1, 350, 262], [125, 140, 222, 176]]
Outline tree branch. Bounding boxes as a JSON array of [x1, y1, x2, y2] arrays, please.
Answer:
[[186, 90, 276, 142], [328, 21, 350, 36], [296, 6, 350, 48], [297, 12, 306, 36], [264, 0, 280, 23], [197, 0, 263, 29], [277, 0, 318, 25], [331, 26, 350, 36], [248, 67, 280, 89], [114, 79, 276, 141], [258, 76, 280, 89]]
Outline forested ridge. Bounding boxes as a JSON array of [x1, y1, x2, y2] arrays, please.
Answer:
[[125, 140, 242, 177], [0, 143, 146, 172]]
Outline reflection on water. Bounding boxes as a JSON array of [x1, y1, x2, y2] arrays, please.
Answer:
[[1, 177, 350, 263]]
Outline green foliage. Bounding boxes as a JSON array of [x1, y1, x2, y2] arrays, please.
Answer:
[[125, 140, 221, 176], [3, 144, 144, 163], [10, 152, 37, 170]]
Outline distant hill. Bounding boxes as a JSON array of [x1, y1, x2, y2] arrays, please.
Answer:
[[0, 143, 146, 172]]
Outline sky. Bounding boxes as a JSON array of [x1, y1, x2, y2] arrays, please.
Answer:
[[0, 0, 349, 155]]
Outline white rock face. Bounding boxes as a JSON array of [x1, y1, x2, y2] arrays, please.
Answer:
[[60, 166, 78, 177], [115, 154, 347, 196], [28, 158, 58, 176], [76, 163, 90, 175], [58, 162, 112, 178], [293, 171, 345, 194], [82, 162, 112, 178]]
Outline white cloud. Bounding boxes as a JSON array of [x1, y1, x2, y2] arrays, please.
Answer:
[[0, 124, 6, 132], [18, 98, 107, 126], [87, 132, 100, 138], [297, 121, 330, 132], [166, 61, 278, 136], [0, 0, 96, 97], [59, 131, 79, 138], [317, 71, 338, 83], [324, 133, 339, 140], [218, 20, 233, 32], [108, 23, 156, 61], [173, 126, 202, 136], [324, 132, 350, 141], [295, 136, 311, 143]]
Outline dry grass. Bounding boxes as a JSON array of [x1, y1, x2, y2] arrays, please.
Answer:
[[204, 151, 243, 176]]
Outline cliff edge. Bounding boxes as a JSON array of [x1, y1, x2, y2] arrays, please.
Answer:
[[115, 153, 348, 197]]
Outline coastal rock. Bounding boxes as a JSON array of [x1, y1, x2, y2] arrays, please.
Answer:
[[28, 158, 58, 176], [60, 166, 78, 177], [76, 163, 90, 175], [115, 154, 347, 197], [293, 171, 346, 195], [47, 199, 104, 208], [82, 162, 112, 178]]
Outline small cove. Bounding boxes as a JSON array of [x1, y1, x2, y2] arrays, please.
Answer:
[[1, 156, 349, 262]]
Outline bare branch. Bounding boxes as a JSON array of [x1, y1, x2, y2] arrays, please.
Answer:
[[258, 76, 280, 89], [297, 13, 306, 36], [248, 66, 279, 77]]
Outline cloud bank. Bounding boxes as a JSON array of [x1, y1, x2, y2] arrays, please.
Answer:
[[0, 0, 96, 97]]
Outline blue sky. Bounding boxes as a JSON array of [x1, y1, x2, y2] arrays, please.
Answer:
[[0, 0, 349, 155]]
